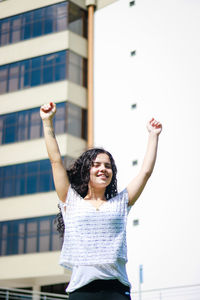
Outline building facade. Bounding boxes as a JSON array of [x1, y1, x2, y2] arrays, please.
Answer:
[[0, 0, 89, 295], [0, 0, 118, 294], [93, 0, 200, 295]]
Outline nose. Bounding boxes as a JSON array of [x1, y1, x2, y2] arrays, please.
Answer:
[[99, 163, 106, 172]]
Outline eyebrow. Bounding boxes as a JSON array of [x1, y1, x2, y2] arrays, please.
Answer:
[[93, 161, 111, 166]]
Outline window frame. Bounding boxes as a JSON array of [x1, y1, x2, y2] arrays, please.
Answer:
[[0, 215, 61, 256]]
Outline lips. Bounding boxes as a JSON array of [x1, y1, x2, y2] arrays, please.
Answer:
[[97, 174, 108, 179]]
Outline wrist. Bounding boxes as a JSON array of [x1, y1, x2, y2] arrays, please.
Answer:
[[42, 118, 53, 127], [148, 131, 159, 138]]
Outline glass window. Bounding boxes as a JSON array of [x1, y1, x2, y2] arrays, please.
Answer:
[[15, 164, 26, 195], [21, 11, 32, 40], [11, 16, 21, 43], [68, 2, 87, 38], [26, 162, 39, 194], [56, 2, 68, 31], [27, 174, 37, 194], [0, 50, 87, 95], [17, 110, 29, 141], [67, 102, 82, 137], [8, 62, 20, 92], [0, 101, 87, 146], [52, 219, 62, 251], [0, 159, 55, 198], [1, 224, 7, 256], [68, 51, 87, 86], [2, 166, 15, 198], [0, 66, 8, 94], [4, 113, 17, 144], [44, 5, 55, 34], [29, 109, 41, 139], [43, 53, 55, 83], [20, 60, 30, 89], [0, 19, 10, 46], [39, 220, 50, 252], [0, 216, 61, 256], [15, 174, 25, 195], [0, 2, 87, 47], [27, 161, 39, 174], [55, 51, 66, 81], [54, 102, 66, 134], [26, 221, 37, 253], [0, 103, 57, 145], [31, 57, 42, 86], [33, 8, 43, 37], [18, 223, 25, 254], [38, 172, 51, 192], [0, 118, 3, 145]]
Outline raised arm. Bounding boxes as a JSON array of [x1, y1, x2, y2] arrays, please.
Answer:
[[40, 102, 69, 203], [127, 118, 162, 206]]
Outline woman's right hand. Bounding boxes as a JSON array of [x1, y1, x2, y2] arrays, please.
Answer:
[[40, 102, 56, 120]]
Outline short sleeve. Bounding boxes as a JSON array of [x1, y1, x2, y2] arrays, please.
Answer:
[[59, 185, 74, 218], [118, 188, 132, 214]]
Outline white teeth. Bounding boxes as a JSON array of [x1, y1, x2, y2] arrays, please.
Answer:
[[98, 174, 107, 178]]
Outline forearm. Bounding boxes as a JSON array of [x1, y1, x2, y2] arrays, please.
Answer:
[[140, 132, 159, 178], [127, 119, 162, 205], [42, 119, 62, 163]]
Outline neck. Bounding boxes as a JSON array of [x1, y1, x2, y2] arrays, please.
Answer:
[[85, 185, 106, 201]]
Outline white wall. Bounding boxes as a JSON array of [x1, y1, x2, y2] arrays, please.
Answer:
[[94, 0, 200, 294]]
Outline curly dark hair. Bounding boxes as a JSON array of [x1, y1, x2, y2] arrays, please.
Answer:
[[55, 148, 118, 237]]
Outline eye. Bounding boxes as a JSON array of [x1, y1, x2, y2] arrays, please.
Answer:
[[92, 162, 100, 168], [105, 163, 112, 169]]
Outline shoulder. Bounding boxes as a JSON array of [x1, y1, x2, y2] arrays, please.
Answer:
[[115, 188, 129, 200], [109, 188, 129, 206]]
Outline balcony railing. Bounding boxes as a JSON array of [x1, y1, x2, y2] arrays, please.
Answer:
[[0, 287, 69, 300], [1, 283, 200, 300], [132, 283, 200, 300]]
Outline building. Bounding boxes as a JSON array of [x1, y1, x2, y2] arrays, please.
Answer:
[[0, 0, 116, 295], [93, 0, 200, 295]]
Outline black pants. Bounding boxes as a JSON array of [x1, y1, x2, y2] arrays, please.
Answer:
[[68, 279, 131, 300]]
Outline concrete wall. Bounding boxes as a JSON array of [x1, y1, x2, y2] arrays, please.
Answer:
[[94, 0, 200, 294], [0, 252, 71, 287]]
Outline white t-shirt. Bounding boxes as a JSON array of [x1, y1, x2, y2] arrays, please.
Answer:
[[66, 261, 131, 293], [59, 186, 132, 292]]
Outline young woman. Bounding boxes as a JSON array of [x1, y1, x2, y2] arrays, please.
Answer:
[[40, 102, 162, 300]]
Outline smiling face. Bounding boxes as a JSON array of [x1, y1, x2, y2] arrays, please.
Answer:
[[89, 153, 113, 190]]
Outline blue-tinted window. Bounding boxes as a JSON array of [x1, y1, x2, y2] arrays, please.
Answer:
[[0, 50, 87, 94], [4, 113, 17, 143], [10, 16, 21, 43], [44, 5, 55, 34], [0, 50, 69, 94], [21, 12, 32, 40], [43, 53, 55, 83], [8, 62, 20, 92], [0, 159, 54, 198], [0, 215, 61, 256], [0, 66, 8, 94], [31, 57, 42, 86], [0, 2, 87, 47], [0, 101, 87, 145], [19, 60, 30, 89], [0, 19, 10, 45], [33, 9, 43, 37], [17, 110, 29, 140]]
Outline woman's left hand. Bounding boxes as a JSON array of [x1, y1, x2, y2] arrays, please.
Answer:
[[147, 118, 162, 135]]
